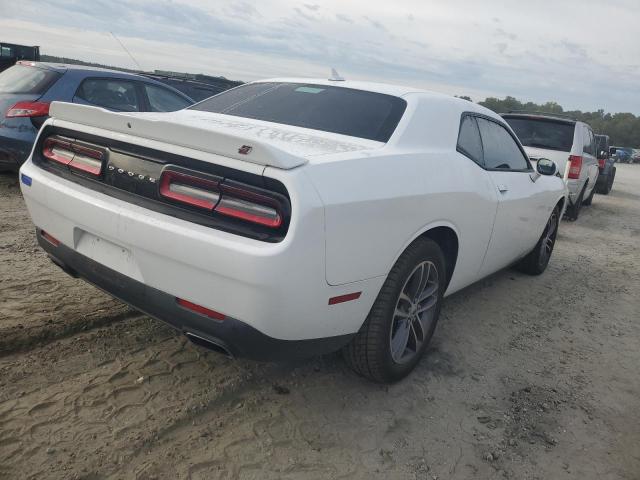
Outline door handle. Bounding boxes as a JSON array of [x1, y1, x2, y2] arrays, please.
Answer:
[[497, 184, 509, 193]]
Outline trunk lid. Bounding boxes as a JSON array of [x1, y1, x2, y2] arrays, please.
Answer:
[[49, 102, 382, 170]]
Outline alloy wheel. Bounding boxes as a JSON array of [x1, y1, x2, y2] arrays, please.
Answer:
[[389, 261, 439, 364]]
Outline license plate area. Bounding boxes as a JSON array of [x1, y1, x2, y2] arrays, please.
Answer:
[[74, 229, 143, 281]]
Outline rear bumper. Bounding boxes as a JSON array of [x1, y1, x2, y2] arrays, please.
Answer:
[[20, 159, 382, 345], [37, 230, 354, 361], [0, 120, 37, 170]]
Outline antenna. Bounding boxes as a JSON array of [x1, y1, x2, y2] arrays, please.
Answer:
[[110, 31, 143, 71], [329, 68, 345, 81]]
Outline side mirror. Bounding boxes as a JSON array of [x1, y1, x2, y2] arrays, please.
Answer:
[[537, 158, 557, 176], [599, 150, 607, 159]]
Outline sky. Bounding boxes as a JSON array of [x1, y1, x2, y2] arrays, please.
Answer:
[[1, 0, 639, 114]]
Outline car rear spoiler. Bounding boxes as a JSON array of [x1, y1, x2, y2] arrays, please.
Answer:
[[48, 102, 307, 170]]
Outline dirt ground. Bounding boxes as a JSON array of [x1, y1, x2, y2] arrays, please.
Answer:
[[0, 165, 639, 480]]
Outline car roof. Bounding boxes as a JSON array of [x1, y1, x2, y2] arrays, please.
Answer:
[[20, 62, 193, 101], [254, 77, 428, 97], [501, 112, 577, 125]]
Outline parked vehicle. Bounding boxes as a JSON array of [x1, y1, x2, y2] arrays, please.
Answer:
[[502, 113, 598, 220], [0, 62, 194, 172], [0, 42, 40, 73], [19, 79, 566, 382], [595, 134, 616, 194], [610, 146, 633, 163]]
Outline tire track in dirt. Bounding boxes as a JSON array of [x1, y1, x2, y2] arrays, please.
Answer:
[[0, 172, 136, 355], [1, 167, 639, 479]]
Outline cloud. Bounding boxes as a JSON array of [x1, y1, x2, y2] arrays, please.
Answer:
[[363, 16, 387, 32], [336, 13, 353, 23], [1, 0, 639, 113]]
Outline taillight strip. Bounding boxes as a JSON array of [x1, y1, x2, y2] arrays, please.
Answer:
[[69, 154, 103, 176], [41, 135, 105, 176], [159, 169, 221, 210], [215, 196, 282, 227]]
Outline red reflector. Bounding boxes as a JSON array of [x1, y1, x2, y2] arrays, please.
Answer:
[[6, 101, 50, 118], [41, 230, 60, 246], [177, 298, 225, 320], [328, 292, 362, 305], [568, 155, 582, 179], [598, 158, 605, 168]]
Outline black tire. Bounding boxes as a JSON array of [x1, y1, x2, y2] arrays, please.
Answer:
[[583, 183, 596, 206], [565, 183, 586, 221], [596, 176, 608, 194], [604, 168, 615, 194], [343, 237, 446, 383], [516, 205, 560, 275]]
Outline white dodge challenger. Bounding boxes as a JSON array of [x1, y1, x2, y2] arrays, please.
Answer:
[[19, 79, 566, 382]]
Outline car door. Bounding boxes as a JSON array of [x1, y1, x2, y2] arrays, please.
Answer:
[[73, 77, 143, 112], [475, 116, 555, 277]]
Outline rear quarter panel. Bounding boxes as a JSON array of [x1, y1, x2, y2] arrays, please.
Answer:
[[304, 149, 498, 293]]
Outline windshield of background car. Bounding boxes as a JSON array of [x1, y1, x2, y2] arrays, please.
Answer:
[[0, 65, 61, 94], [504, 117, 575, 152], [190, 82, 407, 142]]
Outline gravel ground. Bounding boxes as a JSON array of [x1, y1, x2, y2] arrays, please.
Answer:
[[0, 165, 638, 480]]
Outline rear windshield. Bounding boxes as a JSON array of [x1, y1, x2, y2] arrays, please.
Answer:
[[595, 135, 608, 152], [0, 65, 61, 95], [190, 82, 407, 142], [504, 117, 575, 152]]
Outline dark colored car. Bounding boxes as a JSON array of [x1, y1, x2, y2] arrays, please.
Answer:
[[595, 134, 616, 194], [0, 42, 40, 73], [0, 62, 194, 171]]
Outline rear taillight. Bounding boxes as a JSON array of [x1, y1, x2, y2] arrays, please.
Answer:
[[216, 182, 282, 228], [598, 158, 605, 168], [43, 136, 74, 165], [158, 168, 285, 229], [41, 135, 105, 176], [6, 101, 50, 118], [568, 155, 582, 179], [159, 169, 221, 210]]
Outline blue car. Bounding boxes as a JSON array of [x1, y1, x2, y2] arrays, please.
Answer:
[[0, 62, 194, 171]]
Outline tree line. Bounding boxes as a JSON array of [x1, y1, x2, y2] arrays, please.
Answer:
[[458, 95, 640, 148]]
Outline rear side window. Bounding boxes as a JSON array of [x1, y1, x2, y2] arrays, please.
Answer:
[[144, 84, 191, 112], [504, 117, 575, 152], [75, 78, 141, 112], [0, 65, 60, 94], [457, 115, 484, 166], [583, 128, 595, 156], [477, 118, 530, 170], [190, 82, 407, 142]]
